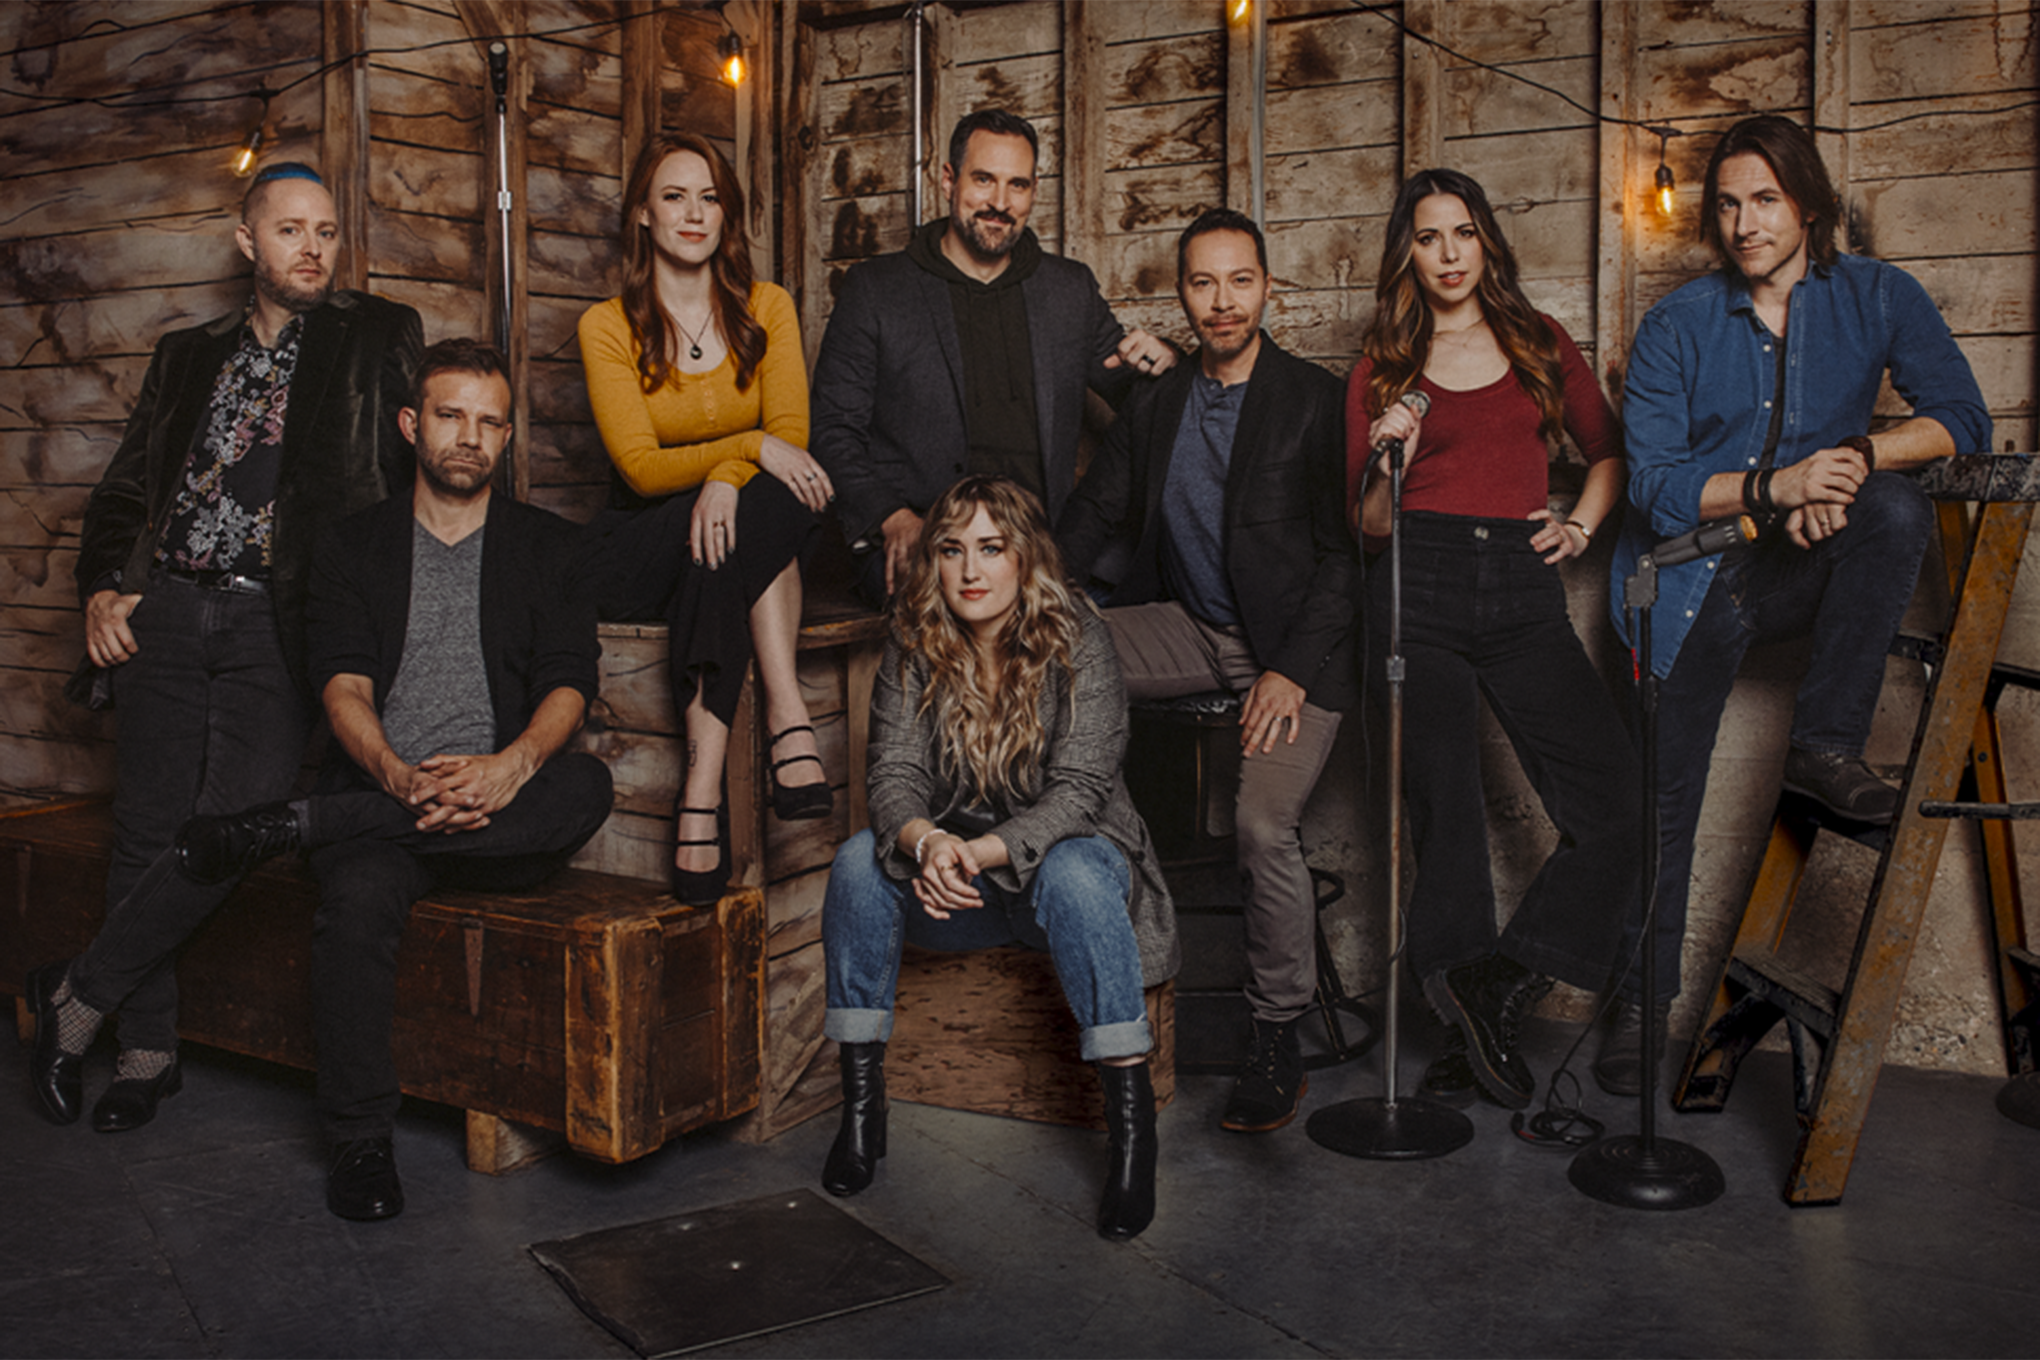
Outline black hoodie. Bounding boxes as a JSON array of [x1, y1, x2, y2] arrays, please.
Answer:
[[905, 217, 1046, 506]]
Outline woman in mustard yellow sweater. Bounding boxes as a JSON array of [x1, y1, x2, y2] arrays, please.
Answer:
[[582, 132, 832, 904]]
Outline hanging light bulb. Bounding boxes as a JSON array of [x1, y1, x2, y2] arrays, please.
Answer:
[[1229, 0, 1252, 25], [1653, 128, 1676, 217], [232, 124, 264, 178], [719, 31, 746, 87], [233, 92, 271, 178]]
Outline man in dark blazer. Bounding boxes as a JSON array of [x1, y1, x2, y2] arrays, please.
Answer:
[[811, 108, 1178, 605], [1060, 208, 1357, 1136], [28, 163, 421, 1137]]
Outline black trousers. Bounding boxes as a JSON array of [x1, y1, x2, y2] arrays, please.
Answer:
[[1369, 513, 1641, 992], [307, 752, 614, 1142], [586, 473, 819, 729]]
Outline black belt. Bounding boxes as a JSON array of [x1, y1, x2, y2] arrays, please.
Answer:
[[154, 565, 270, 595]]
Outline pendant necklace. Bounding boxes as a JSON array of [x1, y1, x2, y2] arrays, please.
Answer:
[[674, 309, 711, 361]]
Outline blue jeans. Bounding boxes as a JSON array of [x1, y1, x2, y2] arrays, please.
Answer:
[[1620, 471, 1935, 997], [71, 573, 312, 1051], [823, 830, 1152, 1062]]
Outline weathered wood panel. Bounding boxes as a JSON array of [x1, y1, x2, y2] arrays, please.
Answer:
[[1853, 8, 2037, 103]]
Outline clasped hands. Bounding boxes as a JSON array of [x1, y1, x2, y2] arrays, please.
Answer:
[[378, 747, 534, 834]]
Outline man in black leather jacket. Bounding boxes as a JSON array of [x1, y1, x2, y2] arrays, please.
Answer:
[[28, 163, 421, 1138]]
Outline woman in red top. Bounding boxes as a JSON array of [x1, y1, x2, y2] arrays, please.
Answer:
[[1347, 169, 1640, 1112]]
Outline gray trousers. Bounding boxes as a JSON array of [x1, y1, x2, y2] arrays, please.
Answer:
[[1103, 602, 1341, 1024]]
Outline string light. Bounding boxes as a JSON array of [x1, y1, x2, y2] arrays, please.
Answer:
[[718, 31, 746, 88], [1653, 128, 1677, 217], [708, 1, 746, 87], [1229, 0, 1252, 25], [232, 90, 272, 177]]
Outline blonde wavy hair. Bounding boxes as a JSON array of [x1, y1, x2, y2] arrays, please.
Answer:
[[891, 475, 1083, 804]]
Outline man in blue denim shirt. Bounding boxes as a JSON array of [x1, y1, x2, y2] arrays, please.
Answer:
[[1599, 115, 1991, 1095]]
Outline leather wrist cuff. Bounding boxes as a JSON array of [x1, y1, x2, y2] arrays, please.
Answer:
[[1840, 434, 1876, 472]]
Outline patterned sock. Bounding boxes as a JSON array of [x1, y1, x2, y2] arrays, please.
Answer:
[[115, 1049, 175, 1082], [50, 975, 105, 1057]]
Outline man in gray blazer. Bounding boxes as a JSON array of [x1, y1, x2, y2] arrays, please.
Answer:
[[811, 108, 1177, 604]]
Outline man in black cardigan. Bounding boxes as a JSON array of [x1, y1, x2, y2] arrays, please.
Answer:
[[139, 340, 612, 1220], [1060, 209, 1358, 1136], [30, 164, 420, 1139], [811, 108, 1178, 606]]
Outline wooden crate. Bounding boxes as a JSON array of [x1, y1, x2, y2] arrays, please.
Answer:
[[889, 948, 1176, 1129], [0, 802, 763, 1171]]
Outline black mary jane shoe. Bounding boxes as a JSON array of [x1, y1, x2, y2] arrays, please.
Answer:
[[670, 806, 730, 907], [27, 960, 84, 1126], [92, 1061, 183, 1133], [327, 1137, 404, 1221], [768, 726, 833, 822]]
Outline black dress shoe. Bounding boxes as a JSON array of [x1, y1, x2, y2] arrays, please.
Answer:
[[92, 1061, 182, 1133], [176, 802, 303, 885], [669, 806, 730, 907], [27, 960, 84, 1125], [327, 1137, 404, 1221], [768, 726, 834, 821]]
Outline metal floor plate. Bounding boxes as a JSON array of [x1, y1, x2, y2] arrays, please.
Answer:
[[530, 1188, 948, 1357]]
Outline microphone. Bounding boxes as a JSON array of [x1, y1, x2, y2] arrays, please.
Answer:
[[1648, 514, 1758, 567], [488, 41, 509, 97], [1375, 389, 1431, 466]]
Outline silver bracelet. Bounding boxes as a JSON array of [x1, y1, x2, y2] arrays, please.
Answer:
[[913, 827, 941, 865]]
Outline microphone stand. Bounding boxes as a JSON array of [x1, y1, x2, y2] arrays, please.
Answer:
[[1308, 407, 1474, 1161], [1568, 551, 1725, 1209]]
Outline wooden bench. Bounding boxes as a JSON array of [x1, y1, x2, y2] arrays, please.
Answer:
[[1, 801, 763, 1173]]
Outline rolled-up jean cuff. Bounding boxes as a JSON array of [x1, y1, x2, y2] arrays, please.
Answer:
[[1081, 1018, 1153, 1064], [824, 1007, 894, 1045]]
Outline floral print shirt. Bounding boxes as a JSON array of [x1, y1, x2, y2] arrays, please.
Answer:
[[157, 313, 303, 576]]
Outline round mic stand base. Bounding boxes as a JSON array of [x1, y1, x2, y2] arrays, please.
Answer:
[[1307, 1096, 1475, 1161], [1567, 1133, 1725, 1210], [1567, 550, 1725, 1213]]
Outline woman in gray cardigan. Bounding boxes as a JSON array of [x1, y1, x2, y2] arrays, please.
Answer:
[[819, 475, 1178, 1241]]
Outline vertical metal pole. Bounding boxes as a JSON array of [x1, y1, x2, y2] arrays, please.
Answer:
[[1382, 440, 1406, 1105], [1249, 0, 1266, 230], [908, 1, 927, 225], [489, 42, 513, 357]]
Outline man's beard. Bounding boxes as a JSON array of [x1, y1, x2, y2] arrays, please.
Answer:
[[1195, 314, 1260, 362], [952, 206, 1021, 260], [418, 448, 495, 497], [253, 250, 333, 314]]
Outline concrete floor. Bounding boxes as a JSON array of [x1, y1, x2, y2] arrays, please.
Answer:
[[5, 1019, 2034, 1360]]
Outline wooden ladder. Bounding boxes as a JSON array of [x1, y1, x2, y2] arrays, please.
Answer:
[[1671, 454, 2039, 1206]]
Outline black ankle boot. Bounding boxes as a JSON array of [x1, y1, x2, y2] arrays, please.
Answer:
[[1096, 1062, 1157, 1241], [1423, 953, 1551, 1110], [175, 802, 302, 885], [822, 1041, 886, 1196]]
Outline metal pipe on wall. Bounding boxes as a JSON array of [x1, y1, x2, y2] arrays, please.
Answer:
[[908, 0, 927, 224]]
